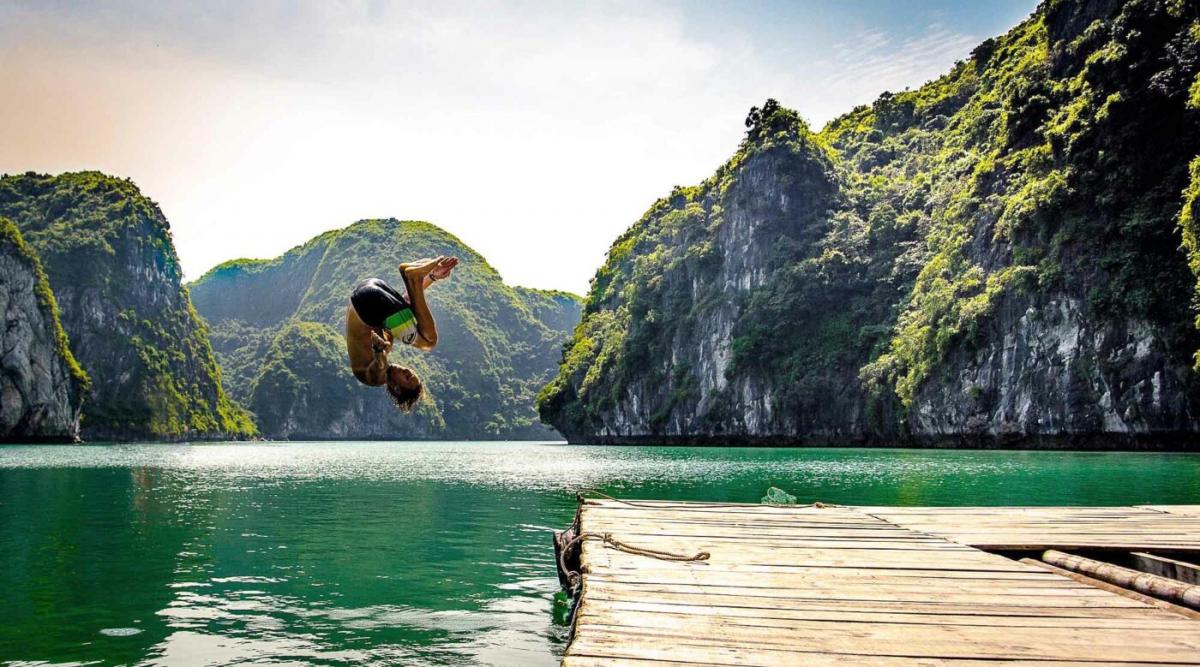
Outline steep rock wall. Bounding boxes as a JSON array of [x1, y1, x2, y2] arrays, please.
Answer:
[[911, 293, 1199, 445], [0, 172, 254, 441], [0, 218, 85, 441]]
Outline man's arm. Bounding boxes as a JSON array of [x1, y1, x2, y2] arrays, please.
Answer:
[[364, 331, 391, 384], [409, 285, 438, 351]]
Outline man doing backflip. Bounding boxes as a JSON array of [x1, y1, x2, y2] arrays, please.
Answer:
[[345, 255, 458, 411]]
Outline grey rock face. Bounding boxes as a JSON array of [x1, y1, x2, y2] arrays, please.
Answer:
[[911, 294, 1199, 445], [0, 225, 82, 441]]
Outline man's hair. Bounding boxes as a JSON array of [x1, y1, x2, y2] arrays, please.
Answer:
[[386, 368, 424, 412]]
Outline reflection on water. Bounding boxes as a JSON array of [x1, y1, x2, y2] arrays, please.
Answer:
[[2, 441, 1199, 665]]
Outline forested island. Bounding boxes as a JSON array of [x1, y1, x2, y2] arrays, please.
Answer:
[[538, 0, 1200, 448], [189, 220, 580, 440]]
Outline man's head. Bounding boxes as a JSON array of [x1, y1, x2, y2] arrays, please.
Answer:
[[386, 364, 423, 412]]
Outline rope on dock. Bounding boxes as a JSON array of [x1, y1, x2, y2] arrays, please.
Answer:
[[558, 488, 831, 615], [599, 532, 711, 561], [558, 530, 710, 591]]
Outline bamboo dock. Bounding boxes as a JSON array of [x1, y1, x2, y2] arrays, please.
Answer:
[[554, 500, 1200, 666]]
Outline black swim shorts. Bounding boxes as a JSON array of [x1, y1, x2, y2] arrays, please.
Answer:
[[350, 278, 410, 329]]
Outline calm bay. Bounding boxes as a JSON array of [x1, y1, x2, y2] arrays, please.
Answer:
[[3, 442, 1199, 665]]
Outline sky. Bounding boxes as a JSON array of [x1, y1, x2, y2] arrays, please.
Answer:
[[0, 0, 1038, 295]]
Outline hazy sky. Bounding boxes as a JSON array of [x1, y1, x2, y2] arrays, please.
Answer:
[[0, 0, 1037, 294]]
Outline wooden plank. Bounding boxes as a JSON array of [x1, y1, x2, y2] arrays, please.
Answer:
[[572, 611, 1200, 660], [862, 506, 1200, 552], [584, 585, 1167, 616], [583, 581, 1163, 615], [589, 598, 1187, 628], [1132, 552, 1200, 585], [562, 500, 1200, 666], [567, 628, 1200, 665], [584, 580, 1150, 608], [565, 658, 1179, 667]]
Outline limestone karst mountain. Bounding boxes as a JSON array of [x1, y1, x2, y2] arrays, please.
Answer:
[[539, 0, 1200, 447], [0, 172, 253, 441], [191, 218, 581, 440]]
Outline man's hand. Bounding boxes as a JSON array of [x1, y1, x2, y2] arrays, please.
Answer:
[[371, 331, 390, 354]]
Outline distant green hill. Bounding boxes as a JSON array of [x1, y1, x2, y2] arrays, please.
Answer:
[[190, 218, 581, 440], [0, 172, 254, 440]]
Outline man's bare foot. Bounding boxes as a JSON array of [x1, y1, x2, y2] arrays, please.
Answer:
[[429, 256, 458, 281], [400, 257, 444, 296], [400, 256, 441, 279]]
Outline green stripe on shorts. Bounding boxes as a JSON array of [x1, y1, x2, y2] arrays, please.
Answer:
[[384, 308, 415, 330], [385, 308, 417, 342]]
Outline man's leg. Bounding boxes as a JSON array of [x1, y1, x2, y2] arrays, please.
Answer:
[[400, 258, 443, 347]]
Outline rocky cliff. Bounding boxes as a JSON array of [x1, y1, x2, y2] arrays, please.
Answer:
[[0, 172, 255, 441], [539, 0, 1200, 448], [0, 218, 87, 441], [190, 218, 581, 440]]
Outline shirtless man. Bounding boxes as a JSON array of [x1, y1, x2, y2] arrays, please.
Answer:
[[345, 255, 458, 411]]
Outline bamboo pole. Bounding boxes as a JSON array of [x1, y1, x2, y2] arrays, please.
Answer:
[[1042, 550, 1200, 610], [1020, 558, 1200, 619]]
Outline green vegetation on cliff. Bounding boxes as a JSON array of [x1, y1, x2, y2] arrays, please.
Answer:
[[541, 0, 1200, 443], [191, 218, 581, 440], [1177, 19, 1200, 366], [0, 172, 254, 440], [850, 0, 1200, 403]]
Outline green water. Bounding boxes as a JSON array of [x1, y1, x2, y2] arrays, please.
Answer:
[[2, 442, 1199, 666]]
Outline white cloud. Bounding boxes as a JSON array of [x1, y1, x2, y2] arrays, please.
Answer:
[[0, 2, 1001, 294], [815, 23, 978, 100]]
